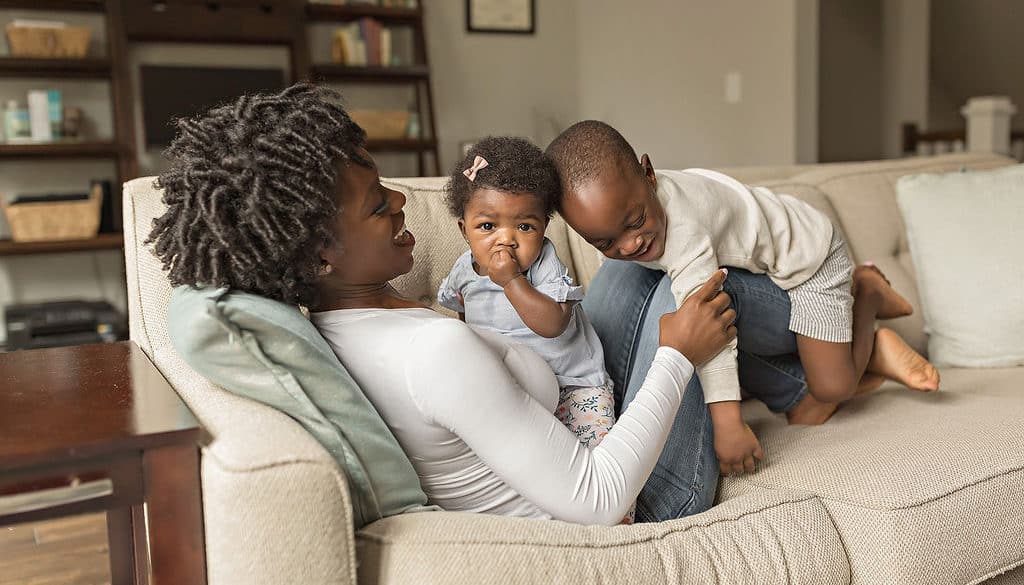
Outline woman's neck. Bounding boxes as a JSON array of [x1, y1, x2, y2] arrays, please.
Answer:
[[314, 283, 426, 311]]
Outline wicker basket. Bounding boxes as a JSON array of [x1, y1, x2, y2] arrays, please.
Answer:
[[349, 109, 411, 139], [5, 23, 91, 58], [1, 188, 101, 242]]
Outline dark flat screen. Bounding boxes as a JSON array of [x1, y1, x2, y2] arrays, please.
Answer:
[[140, 65, 286, 148]]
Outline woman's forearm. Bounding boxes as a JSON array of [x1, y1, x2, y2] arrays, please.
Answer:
[[408, 319, 693, 525]]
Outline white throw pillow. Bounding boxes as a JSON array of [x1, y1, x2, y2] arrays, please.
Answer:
[[896, 164, 1024, 367]]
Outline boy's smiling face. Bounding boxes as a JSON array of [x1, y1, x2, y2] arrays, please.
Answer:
[[559, 154, 667, 262]]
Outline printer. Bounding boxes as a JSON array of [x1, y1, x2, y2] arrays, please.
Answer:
[[4, 300, 125, 351]]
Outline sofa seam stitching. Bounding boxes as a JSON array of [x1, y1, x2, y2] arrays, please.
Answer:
[[356, 494, 822, 547], [126, 180, 157, 355], [804, 156, 1010, 189], [729, 463, 1024, 511]]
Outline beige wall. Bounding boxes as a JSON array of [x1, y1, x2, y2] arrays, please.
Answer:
[[817, 0, 884, 162], [881, 0, 929, 158], [930, 0, 1024, 132], [425, 0, 579, 174], [576, 0, 810, 168]]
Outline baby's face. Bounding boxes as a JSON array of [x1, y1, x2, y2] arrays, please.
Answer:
[[560, 166, 667, 262], [460, 188, 547, 275]]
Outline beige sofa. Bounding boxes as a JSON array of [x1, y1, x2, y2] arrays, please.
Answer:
[[123, 152, 1024, 585]]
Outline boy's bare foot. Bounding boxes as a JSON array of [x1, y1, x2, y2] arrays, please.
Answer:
[[787, 392, 839, 425], [854, 263, 914, 319], [856, 372, 886, 395], [867, 328, 940, 392]]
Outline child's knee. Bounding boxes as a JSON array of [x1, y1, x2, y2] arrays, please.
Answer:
[[808, 379, 856, 403]]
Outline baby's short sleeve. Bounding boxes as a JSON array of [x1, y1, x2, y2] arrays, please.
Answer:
[[437, 251, 473, 313], [530, 239, 584, 303]]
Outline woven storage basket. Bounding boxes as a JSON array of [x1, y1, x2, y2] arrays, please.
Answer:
[[349, 109, 410, 139], [2, 188, 101, 242], [5, 24, 91, 58]]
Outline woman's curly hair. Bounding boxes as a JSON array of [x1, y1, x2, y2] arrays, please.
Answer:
[[147, 83, 368, 307], [444, 136, 561, 219]]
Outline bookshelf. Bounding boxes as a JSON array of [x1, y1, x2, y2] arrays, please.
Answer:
[[0, 0, 441, 255], [311, 63, 430, 81], [0, 232, 122, 256], [0, 0, 136, 257], [0, 57, 112, 78], [306, 3, 421, 23], [305, 1, 440, 176], [0, 0, 104, 11], [0, 141, 122, 158]]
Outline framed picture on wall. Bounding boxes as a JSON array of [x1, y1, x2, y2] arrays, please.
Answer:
[[466, 0, 535, 34]]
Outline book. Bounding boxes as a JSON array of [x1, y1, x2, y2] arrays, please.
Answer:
[[380, 28, 392, 67], [27, 90, 51, 141]]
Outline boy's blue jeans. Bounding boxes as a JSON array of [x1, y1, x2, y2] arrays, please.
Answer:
[[582, 261, 809, 522]]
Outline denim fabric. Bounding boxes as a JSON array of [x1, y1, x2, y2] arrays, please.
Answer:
[[583, 261, 808, 521]]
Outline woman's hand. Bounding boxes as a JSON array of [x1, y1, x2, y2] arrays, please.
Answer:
[[658, 269, 736, 365]]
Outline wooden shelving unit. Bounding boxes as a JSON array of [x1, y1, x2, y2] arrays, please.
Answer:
[[0, 57, 112, 79], [0, 233, 123, 256], [0, 0, 104, 11], [0, 0, 441, 261], [305, 2, 440, 175], [0, 141, 122, 159], [311, 63, 429, 82], [366, 137, 435, 152], [306, 3, 420, 23], [0, 0, 134, 259]]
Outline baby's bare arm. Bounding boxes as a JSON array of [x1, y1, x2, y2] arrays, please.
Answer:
[[503, 276, 573, 338]]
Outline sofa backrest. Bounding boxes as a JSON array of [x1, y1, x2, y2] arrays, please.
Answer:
[[391, 152, 1015, 352], [383, 177, 583, 313], [744, 153, 1013, 353], [387, 154, 1013, 354]]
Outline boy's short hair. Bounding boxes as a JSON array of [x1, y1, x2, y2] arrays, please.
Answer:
[[545, 120, 642, 202], [444, 136, 560, 219]]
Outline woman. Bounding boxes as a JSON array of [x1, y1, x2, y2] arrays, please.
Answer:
[[149, 84, 811, 525]]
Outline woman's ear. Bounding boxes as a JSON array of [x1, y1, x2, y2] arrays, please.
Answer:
[[318, 240, 340, 275], [640, 153, 658, 191]]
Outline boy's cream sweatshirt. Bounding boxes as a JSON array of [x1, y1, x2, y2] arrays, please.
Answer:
[[639, 169, 834, 404]]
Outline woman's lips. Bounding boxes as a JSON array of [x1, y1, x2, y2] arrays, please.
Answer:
[[393, 226, 415, 247]]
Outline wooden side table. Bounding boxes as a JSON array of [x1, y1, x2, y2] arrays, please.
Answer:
[[0, 341, 206, 585]]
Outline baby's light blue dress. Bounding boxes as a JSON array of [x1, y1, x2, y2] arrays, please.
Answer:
[[437, 238, 610, 388]]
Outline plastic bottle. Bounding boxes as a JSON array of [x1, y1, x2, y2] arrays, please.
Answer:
[[406, 111, 421, 138], [3, 100, 31, 143]]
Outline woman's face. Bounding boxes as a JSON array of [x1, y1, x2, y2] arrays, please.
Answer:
[[320, 157, 416, 287]]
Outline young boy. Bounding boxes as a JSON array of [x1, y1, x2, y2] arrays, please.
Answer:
[[546, 120, 939, 475]]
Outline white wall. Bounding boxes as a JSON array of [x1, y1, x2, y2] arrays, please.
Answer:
[[424, 0, 579, 173], [576, 0, 808, 168]]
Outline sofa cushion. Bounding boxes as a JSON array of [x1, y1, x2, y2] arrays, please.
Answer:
[[383, 178, 580, 308], [721, 366, 1024, 585], [167, 285, 433, 528], [758, 153, 1014, 354], [897, 164, 1024, 367], [356, 490, 849, 585]]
